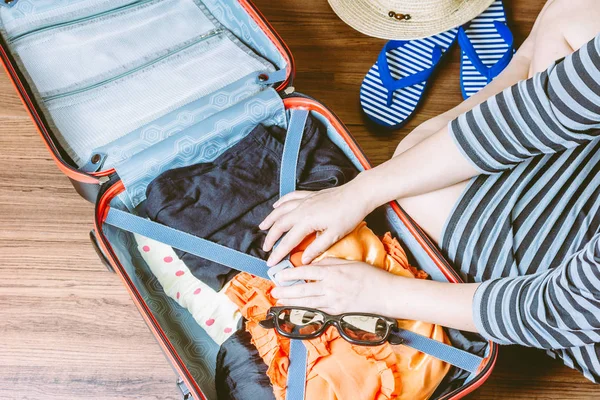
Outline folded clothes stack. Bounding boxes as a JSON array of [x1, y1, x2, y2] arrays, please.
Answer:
[[134, 114, 450, 399]]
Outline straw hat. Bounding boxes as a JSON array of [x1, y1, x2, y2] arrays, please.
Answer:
[[328, 0, 495, 40]]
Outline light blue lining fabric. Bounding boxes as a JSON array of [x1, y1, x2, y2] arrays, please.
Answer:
[[0, 0, 139, 38], [44, 30, 274, 166], [201, 0, 286, 69], [11, 0, 217, 97], [97, 73, 270, 170], [115, 88, 287, 208]]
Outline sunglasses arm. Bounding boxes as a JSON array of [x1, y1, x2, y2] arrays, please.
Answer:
[[259, 318, 276, 329], [388, 327, 405, 345]]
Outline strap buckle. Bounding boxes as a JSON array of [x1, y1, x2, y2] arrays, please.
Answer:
[[268, 259, 302, 287]]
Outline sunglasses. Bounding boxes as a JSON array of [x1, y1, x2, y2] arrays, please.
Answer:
[[259, 307, 403, 346]]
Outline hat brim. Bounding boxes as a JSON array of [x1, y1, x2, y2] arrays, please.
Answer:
[[328, 0, 495, 40]]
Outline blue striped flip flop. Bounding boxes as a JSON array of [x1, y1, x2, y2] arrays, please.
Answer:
[[459, 0, 514, 99], [360, 29, 458, 129]]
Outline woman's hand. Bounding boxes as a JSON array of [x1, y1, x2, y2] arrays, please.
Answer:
[[271, 258, 481, 332], [270, 258, 400, 316], [260, 175, 376, 266]]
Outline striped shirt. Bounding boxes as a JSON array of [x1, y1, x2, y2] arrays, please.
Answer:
[[443, 34, 600, 382]]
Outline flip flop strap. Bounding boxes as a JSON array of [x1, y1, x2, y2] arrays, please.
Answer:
[[377, 40, 442, 106], [458, 21, 514, 82]]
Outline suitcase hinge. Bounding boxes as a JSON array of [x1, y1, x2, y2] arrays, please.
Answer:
[[176, 377, 193, 400]]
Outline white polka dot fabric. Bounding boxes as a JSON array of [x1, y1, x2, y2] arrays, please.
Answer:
[[134, 233, 241, 345]]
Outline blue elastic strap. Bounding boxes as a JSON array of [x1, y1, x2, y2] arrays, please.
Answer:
[[257, 68, 289, 85], [458, 21, 514, 82], [392, 328, 483, 373], [80, 152, 107, 173], [377, 40, 443, 106], [279, 109, 309, 400], [104, 208, 270, 280], [286, 339, 308, 400], [280, 109, 308, 197]]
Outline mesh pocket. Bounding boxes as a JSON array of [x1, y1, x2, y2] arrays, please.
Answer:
[[0, 0, 138, 38], [12, 0, 217, 97], [44, 33, 274, 166]]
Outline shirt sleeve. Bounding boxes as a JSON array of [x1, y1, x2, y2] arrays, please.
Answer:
[[449, 34, 600, 174], [472, 233, 600, 350]]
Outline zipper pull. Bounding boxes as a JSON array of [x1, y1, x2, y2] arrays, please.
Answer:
[[1, 0, 18, 8], [283, 86, 296, 96]]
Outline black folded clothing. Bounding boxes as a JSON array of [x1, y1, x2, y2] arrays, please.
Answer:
[[216, 328, 276, 400], [144, 115, 358, 291]]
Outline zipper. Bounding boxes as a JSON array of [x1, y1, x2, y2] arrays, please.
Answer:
[[9, 0, 150, 43], [42, 28, 224, 102]]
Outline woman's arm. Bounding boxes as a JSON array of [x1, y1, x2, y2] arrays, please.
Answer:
[[274, 234, 600, 345], [271, 258, 481, 332], [263, 34, 600, 266]]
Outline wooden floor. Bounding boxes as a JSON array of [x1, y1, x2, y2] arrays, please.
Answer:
[[0, 0, 598, 398]]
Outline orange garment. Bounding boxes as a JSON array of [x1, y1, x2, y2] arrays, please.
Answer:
[[226, 222, 451, 400]]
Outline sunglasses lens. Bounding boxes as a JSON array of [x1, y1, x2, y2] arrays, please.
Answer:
[[340, 315, 389, 343], [276, 309, 326, 336]]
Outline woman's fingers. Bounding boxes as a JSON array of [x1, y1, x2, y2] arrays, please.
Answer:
[[262, 215, 294, 253], [273, 190, 313, 208], [259, 200, 300, 231], [300, 231, 340, 264], [276, 298, 332, 311], [271, 281, 324, 299], [311, 257, 354, 266], [266, 223, 313, 266], [276, 265, 329, 282]]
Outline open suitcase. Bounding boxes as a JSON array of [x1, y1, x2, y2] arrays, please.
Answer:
[[0, 0, 498, 399]]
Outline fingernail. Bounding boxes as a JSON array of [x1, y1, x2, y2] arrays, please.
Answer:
[[271, 288, 280, 297], [301, 255, 311, 265], [273, 201, 280, 208], [266, 258, 275, 267]]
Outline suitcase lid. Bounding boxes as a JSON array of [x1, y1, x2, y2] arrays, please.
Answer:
[[0, 0, 295, 187]]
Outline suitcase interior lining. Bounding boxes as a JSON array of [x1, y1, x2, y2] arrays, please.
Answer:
[[103, 99, 490, 399], [0, 0, 287, 168]]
